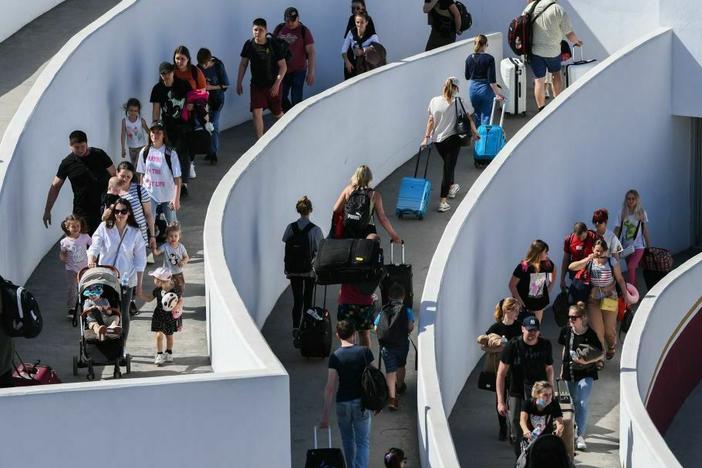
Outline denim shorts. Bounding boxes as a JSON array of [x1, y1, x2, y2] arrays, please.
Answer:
[[529, 54, 562, 79], [381, 343, 409, 373]]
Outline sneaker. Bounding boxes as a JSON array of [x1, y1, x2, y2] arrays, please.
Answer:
[[576, 436, 587, 450], [164, 352, 173, 363], [448, 183, 460, 199], [181, 184, 189, 197], [437, 201, 451, 212], [190, 162, 196, 179], [388, 397, 399, 411], [154, 353, 165, 366]]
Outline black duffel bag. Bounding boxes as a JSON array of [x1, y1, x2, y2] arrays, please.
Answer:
[[314, 239, 383, 286]]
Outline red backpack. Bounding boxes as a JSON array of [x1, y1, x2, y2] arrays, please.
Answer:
[[507, 0, 555, 56]]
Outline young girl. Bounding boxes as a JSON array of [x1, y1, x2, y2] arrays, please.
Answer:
[[519, 381, 564, 452], [153, 223, 189, 291], [142, 267, 182, 366], [59, 215, 91, 318], [120, 98, 150, 165]]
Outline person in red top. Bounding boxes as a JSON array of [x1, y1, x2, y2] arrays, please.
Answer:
[[559, 222, 600, 290], [173, 45, 207, 90], [273, 7, 316, 112]]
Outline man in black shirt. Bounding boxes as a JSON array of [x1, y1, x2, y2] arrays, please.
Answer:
[[423, 0, 462, 51], [43, 130, 115, 234], [150, 61, 193, 194], [236, 18, 287, 139], [496, 315, 554, 453]]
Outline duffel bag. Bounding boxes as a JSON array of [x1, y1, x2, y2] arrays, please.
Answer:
[[641, 247, 673, 272], [314, 239, 383, 285]]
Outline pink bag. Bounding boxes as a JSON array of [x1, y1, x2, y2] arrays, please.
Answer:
[[181, 89, 209, 122]]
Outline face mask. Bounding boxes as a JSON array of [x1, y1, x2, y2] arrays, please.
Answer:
[[536, 398, 549, 407]]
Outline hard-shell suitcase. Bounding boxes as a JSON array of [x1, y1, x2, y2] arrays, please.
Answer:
[[380, 241, 413, 308], [314, 239, 383, 285], [305, 426, 346, 468], [556, 379, 575, 460], [11, 353, 61, 386], [396, 145, 432, 220], [473, 98, 506, 167], [565, 45, 597, 87], [500, 57, 527, 116], [298, 287, 332, 358]]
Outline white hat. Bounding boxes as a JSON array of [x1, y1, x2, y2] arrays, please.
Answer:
[[149, 267, 172, 281]]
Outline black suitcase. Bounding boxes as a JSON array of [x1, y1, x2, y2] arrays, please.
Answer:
[[314, 238, 383, 285], [380, 242, 413, 308], [298, 287, 332, 358], [305, 426, 346, 468]]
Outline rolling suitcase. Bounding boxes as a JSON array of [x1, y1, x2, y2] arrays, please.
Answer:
[[396, 145, 432, 220], [500, 57, 527, 116], [380, 241, 413, 308], [565, 45, 597, 87], [298, 286, 332, 358], [11, 353, 61, 386], [305, 426, 346, 468], [556, 379, 575, 460], [473, 98, 506, 167], [314, 238, 383, 285], [641, 247, 673, 289]]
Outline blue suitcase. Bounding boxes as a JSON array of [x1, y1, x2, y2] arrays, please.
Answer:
[[473, 98, 506, 167], [396, 145, 432, 220]]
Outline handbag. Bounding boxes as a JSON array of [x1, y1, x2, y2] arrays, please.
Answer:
[[620, 243, 636, 258], [454, 97, 471, 138]]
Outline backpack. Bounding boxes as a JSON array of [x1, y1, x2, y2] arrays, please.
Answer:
[[142, 144, 175, 177], [284, 222, 315, 275], [507, 0, 556, 56], [376, 301, 409, 348], [273, 23, 310, 61], [343, 188, 372, 238], [361, 354, 388, 411], [455, 1, 472, 33], [244, 37, 288, 86], [0, 275, 42, 339]]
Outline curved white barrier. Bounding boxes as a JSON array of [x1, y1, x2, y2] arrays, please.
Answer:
[[0, 0, 66, 43], [417, 27, 688, 466]]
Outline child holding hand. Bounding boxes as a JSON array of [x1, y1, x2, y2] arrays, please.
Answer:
[[153, 223, 189, 291]]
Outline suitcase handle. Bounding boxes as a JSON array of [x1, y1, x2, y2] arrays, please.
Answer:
[[489, 98, 505, 128], [302, 285, 327, 328], [414, 144, 432, 179], [571, 44, 584, 62], [389, 240, 406, 265], [313, 426, 332, 449]]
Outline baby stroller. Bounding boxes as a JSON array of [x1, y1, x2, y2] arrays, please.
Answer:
[[516, 434, 573, 468], [72, 266, 131, 380]]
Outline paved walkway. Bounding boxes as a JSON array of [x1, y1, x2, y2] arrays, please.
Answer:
[[666, 378, 702, 467]]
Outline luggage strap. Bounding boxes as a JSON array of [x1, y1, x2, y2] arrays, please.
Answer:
[[414, 144, 432, 179]]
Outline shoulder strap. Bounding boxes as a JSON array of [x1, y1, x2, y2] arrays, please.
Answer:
[[110, 228, 128, 267], [273, 23, 284, 36], [164, 147, 174, 176], [290, 222, 300, 235], [136, 184, 143, 205], [633, 221, 642, 240], [301, 222, 315, 235], [142, 144, 151, 164]]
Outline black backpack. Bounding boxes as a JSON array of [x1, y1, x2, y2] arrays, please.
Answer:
[[0, 275, 42, 339], [507, 0, 555, 56], [376, 301, 409, 348], [343, 188, 372, 238], [455, 1, 472, 32], [284, 222, 315, 274], [361, 353, 388, 411]]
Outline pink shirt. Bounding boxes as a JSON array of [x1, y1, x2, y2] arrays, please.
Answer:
[[60, 234, 92, 272]]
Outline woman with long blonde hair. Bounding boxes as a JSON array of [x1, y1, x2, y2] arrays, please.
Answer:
[[613, 189, 652, 286], [508, 239, 556, 323]]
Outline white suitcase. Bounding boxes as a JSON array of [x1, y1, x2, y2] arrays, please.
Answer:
[[565, 46, 597, 87], [500, 57, 527, 116]]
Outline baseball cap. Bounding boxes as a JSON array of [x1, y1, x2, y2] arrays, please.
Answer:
[[159, 61, 175, 74], [150, 121, 165, 131], [149, 267, 172, 281], [522, 315, 540, 331], [284, 7, 299, 20]]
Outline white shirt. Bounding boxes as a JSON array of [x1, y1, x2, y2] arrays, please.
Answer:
[[428, 95, 474, 143], [524, 1, 573, 58], [618, 210, 649, 250], [602, 229, 623, 257], [88, 223, 147, 288], [136, 145, 182, 203]]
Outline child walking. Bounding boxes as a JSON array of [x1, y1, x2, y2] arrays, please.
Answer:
[[374, 283, 415, 411], [153, 223, 189, 291], [59, 214, 91, 318], [120, 98, 150, 165], [142, 267, 183, 366]]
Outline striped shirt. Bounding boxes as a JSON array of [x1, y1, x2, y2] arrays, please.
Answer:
[[123, 182, 149, 242], [590, 258, 616, 287]]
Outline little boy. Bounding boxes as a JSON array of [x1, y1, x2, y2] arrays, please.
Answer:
[[82, 284, 121, 340], [374, 283, 414, 411]]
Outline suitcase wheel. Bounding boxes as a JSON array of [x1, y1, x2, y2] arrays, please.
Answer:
[[87, 362, 95, 381], [113, 365, 122, 379], [398, 213, 403, 219], [72, 356, 78, 376], [417, 214, 423, 220]]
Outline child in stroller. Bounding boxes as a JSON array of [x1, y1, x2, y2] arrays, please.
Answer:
[[82, 284, 121, 341]]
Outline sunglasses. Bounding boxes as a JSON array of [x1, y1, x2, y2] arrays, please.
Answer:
[[113, 208, 129, 215], [568, 315, 582, 321], [352, 6, 365, 11]]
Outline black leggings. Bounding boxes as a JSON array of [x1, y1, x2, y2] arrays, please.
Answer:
[[435, 134, 462, 198], [290, 277, 315, 328]]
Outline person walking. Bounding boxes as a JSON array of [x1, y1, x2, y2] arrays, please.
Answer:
[[420, 77, 479, 213], [343, 1, 377, 80], [496, 316, 554, 456], [115, 161, 157, 254], [341, 12, 381, 80], [558, 301, 604, 451], [523, 0, 583, 110], [196, 48, 229, 165], [43, 130, 116, 234], [465, 34, 504, 125], [282, 196, 323, 332], [59, 214, 91, 318], [87, 198, 146, 342], [592, 208, 623, 261], [423, 0, 462, 51], [237, 18, 287, 140], [273, 7, 316, 111], [559, 222, 600, 297], [120, 98, 150, 166], [320, 320, 375, 468], [509, 239, 556, 324], [613, 189, 652, 288]]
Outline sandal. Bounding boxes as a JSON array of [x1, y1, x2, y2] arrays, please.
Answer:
[[596, 360, 605, 370], [606, 347, 616, 360]]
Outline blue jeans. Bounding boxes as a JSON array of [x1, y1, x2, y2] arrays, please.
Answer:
[[336, 399, 371, 468], [469, 80, 495, 126], [150, 199, 177, 224], [567, 377, 594, 437], [209, 107, 222, 156], [282, 69, 306, 111]]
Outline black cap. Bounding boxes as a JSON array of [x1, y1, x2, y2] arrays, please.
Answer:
[[284, 7, 299, 20], [150, 121, 165, 131], [522, 316, 540, 331], [159, 62, 175, 74]]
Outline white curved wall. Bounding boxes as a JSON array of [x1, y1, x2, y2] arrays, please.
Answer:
[[0, 0, 429, 284], [0, 0, 66, 43], [417, 27, 688, 466]]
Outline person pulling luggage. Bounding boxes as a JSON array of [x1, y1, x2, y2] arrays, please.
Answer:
[[465, 34, 504, 126]]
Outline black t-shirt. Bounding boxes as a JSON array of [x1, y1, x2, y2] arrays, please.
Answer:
[[501, 337, 553, 398], [486, 321, 522, 341], [240, 38, 286, 88], [426, 0, 456, 29], [150, 78, 192, 128], [558, 326, 602, 382], [520, 399, 563, 434], [56, 148, 113, 215], [512, 260, 554, 312], [328, 345, 374, 402]]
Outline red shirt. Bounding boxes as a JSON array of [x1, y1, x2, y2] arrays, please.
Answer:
[[274, 23, 314, 73], [338, 284, 373, 306], [563, 230, 599, 262]]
